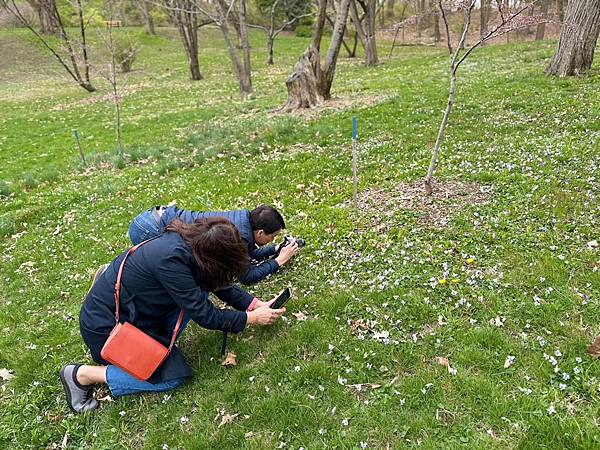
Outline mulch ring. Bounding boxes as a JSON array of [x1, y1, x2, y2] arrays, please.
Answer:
[[339, 178, 493, 228]]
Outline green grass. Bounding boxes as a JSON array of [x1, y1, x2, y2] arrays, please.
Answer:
[[0, 25, 599, 449]]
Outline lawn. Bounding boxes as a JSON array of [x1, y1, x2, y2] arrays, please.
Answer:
[[0, 25, 599, 449]]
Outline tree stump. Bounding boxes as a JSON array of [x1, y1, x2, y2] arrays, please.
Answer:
[[283, 46, 323, 110]]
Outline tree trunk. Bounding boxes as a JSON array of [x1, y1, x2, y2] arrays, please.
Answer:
[[535, 0, 549, 41], [312, 0, 328, 51], [284, 46, 323, 109], [267, 34, 275, 64], [318, 0, 351, 99], [386, 0, 395, 18], [136, 0, 156, 35], [557, 0, 565, 22], [237, 0, 252, 94], [350, 0, 377, 66], [168, 1, 202, 81], [432, 0, 440, 43], [546, 0, 600, 76], [27, 0, 60, 35], [480, 0, 489, 45]]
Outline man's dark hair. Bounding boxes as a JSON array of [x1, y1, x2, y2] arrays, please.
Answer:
[[165, 218, 250, 291], [249, 205, 285, 234]]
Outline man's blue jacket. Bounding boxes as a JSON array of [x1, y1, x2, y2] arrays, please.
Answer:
[[159, 207, 279, 284]]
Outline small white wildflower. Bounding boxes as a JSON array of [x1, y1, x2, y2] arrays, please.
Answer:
[[119, 411, 126, 417], [554, 349, 562, 357], [562, 372, 570, 381], [547, 404, 556, 415], [504, 355, 516, 369], [360, 442, 368, 449], [338, 376, 347, 385], [293, 366, 300, 372], [576, 357, 582, 363], [573, 366, 580, 375], [331, 406, 337, 415], [559, 383, 567, 391], [162, 444, 169, 450], [265, 386, 270, 392], [318, 428, 327, 435], [249, 376, 255, 382], [342, 418, 349, 427], [179, 416, 189, 424]]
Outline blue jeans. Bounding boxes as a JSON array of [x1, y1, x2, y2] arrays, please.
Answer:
[[106, 309, 192, 397], [128, 209, 161, 245]]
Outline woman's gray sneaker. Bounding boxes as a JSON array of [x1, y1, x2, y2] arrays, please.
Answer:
[[59, 364, 98, 413]]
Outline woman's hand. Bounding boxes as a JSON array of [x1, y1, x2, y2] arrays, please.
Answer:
[[246, 300, 285, 326], [275, 240, 300, 267]]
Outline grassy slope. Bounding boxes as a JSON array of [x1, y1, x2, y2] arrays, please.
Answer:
[[0, 26, 599, 449]]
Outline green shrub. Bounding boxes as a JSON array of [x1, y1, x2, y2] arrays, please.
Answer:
[[114, 35, 138, 73], [0, 180, 11, 197], [21, 172, 38, 190], [295, 25, 312, 38], [0, 215, 16, 237]]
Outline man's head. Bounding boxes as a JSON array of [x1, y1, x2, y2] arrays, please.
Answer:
[[250, 205, 285, 246]]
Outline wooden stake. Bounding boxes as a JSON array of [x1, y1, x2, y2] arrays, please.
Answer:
[[352, 115, 358, 208]]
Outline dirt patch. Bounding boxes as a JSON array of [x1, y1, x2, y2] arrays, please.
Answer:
[[272, 93, 391, 119], [340, 179, 492, 228]]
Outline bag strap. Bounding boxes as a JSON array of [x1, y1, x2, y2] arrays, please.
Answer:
[[114, 236, 184, 351]]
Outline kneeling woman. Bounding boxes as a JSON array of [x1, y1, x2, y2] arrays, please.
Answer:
[[61, 217, 285, 413]]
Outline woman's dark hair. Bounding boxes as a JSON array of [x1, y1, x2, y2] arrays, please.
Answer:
[[249, 205, 285, 234], [164, 218, 249, 291]]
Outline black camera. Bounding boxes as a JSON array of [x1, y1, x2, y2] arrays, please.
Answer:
[[274, 235, 306, 256], [283, 235, 306, 248]]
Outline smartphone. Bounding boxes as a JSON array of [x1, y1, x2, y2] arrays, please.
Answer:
[[270, 288, 291, 309]]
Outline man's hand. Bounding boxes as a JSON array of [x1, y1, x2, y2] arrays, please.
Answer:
[[246, 300, 285, 326], [275, 240, 300, 267]]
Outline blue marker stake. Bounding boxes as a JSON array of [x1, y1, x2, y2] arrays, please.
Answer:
[[352, 116, 358, 208]]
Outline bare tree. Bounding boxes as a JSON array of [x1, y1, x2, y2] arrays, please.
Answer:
[[1, 0, 95, 92], [215, 0, 252, 94], [424, 1, 545, 195], [164, 0, 204, 80], [247, 0, 313, 65], [135, 0, 156, 35], [349, 0, 378, 66], [546, 0, 600, 76], [284, 0, 351, 109]]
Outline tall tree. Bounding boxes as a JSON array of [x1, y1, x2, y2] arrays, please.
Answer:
[[165, 0, 203, 80], [135, 0, 156, 35], [546, 0, 600, 76], [480, 0, 489, 43], [349, 0, 378, 66]]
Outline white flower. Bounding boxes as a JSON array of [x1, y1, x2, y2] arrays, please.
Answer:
[[360, 442, 368, 449], [249, 376, 255, 382], [318, 428, 327, 435], [562, 372, 570, 381], [547, 404, 556, 415], [294, 366, 300, 372], [576, 357, 582, 363], [554, 349, 562, 357], [342, 418, 349, 427], [504, 355, 515, 368], [338, 377, 347, 386], [573, 366, 580, 375], [179, 416, 189, 424], [119, 411, 126, 417], [559, 383, 567, 391]]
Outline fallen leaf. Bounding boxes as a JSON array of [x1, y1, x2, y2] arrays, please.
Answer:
[[245, 431, 257, 438], [587, 336, 600, 358], [588, 240, 598, 250], [292, 311, 307, 321], [434, 357, 449, 367], [97, 394, 113, 402], [0, 368, 15, 381], [221, 352, 237, 367], [218, 413, 239, 428]]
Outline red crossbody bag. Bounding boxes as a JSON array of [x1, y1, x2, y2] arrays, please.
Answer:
[[100, 240, 184, 381]]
